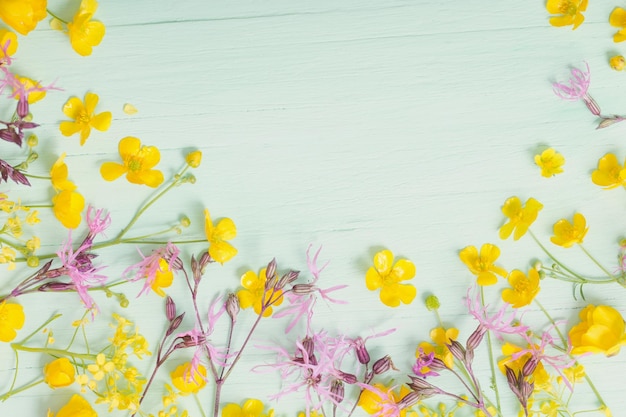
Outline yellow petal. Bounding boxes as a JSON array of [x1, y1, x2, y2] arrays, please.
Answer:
[[365, 267, 382, 290], [373, 249, 393, 275], [91, 111, 111, 131], [62, 97, 85, 119], [100, 162, 127, 181], [237, 289, 256, 309], [241, 270, 260, 289], [392, 259, 416, 281], [214, 218, 237, 241], [123, 103, 138, 115], [209, 240, 237, 264], [221, 404, 242, 417], [118, 136, 141, 158], [128, 169, 164, 187], [610, 7, 626, 28], [139, 146, 161, 169], [79, 126, 92, 146], [242, 399, 264, 415], [83, 92, 99, 113], [477, 271, 498, 286], [59, 121, 81, 137]]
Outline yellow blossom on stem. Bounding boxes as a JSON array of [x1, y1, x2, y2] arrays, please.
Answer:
[[87, 353, 115, 381], [550, 212, 588, 248], [591, 153, 626, 189], [185, 150, 202, 168], [170, 362, 207, 395], [359, 383, 413, 417], [417, 326, 459, 369], [52, 189, 85, 229], [546, 0, 587, 30], [204, 209, 237, 263], [534, 148, 564, 177], [0, 29, 17, 59], [50, 153, 77, 192], [569, 304, 626, 356], [501, 268, 540, 308], [365, 249, 416, 307], [499, 196, 543, 241], [0, 245, 17, 270], [59, 92, 112, 145], [0, 0, 46, 35], [222, 399, 274, 417], [100, 136, 164, 187], [151, 258, 174, 297], [610, 55, 626, 71], [0, 301, 24, 342], [48, 394, 97, 417], [557, 363, 585, 385], [44, 357, 76, 388], [459, 243, 507, 286], [67, 0, 105, 56], [237, 267, 283, 317]]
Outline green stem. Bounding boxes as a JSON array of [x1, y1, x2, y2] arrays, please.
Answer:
[[22, 174, 51, 180], [11, 344, 96, 361], [528, 230, 589, 283], [480, 287, 502, 413], [0, 378, 44, 401], [194, 393, 207, 417], [46, 9, 68, 24], [578, 244, 617, 281]]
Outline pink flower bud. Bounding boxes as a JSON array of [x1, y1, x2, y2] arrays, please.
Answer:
[[165, 296, 176, 321], [226, 293, 240, 321], [331, 380, 345, 403], [353, 337, 370, 364], [372, 355, 395, 375], [291, 283, 316, 295]]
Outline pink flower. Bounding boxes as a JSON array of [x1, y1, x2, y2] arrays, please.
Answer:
[[465, 286, 529, 340], [552, 63, 600, 116], [124, 242, 180, 296], [413, 348, 440, 377]]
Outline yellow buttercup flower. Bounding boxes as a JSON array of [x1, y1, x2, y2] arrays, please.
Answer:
[[499, 196, 543, 241], [359, 383, 412, 417], [0, 29, 17, 58], [0, 301, 25, 342], [204, 209, 237, 263], [546, 0, 587, 30], [87, 353, 115, 381], [100, 137, 164, 187], [366, 249, 416, 307], [185, 150, 202, 168], [610, 55, 626, 71], [459, 243, 507, 286], [610, 7, 626, 43], [60, 92, 112, 145], [417, 326, 459, 369], [50, 153, 77, 192], [569, 304, 626, 356], [44, 357, 76, 388], [52, 189, 85, 229], [534, 148, 564, 177], [237, 267, 283, 317], [0, 0, 46, 35], [49, 394, 97, 417], [591, 153, 626, 189], [67, 0, 105, 56], [222, 399, 274, 417], [171, 362, 207, 395], [501, 268, 540, 308], [151, 258, 174, 297], [550, 212, 588, 248]]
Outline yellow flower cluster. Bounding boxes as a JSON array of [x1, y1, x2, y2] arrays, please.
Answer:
[[0, 192, 40, 267]]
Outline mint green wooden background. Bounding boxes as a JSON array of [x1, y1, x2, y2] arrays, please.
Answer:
[[1, 1, 625, 415]]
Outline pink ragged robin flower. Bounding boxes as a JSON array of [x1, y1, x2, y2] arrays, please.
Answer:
[[124, 242, 180, 297], [465, 286, 529, 340], [552, 63, 600, 116]]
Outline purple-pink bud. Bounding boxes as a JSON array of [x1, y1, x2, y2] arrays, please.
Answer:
[[166, 313, 185, 337], [301, 336, 315, 358], [226, 293, 240, 321], [265, 258, 277, 282], [37, 282, 75, 292], [372, 355, 395, 375], [277, 270, 300, 289], [165, 296, 176, 321], [466, 325, 486, 351], [337, 371, 357, 384], [331, 380, 345, 403], [353, 337, 370, 364], [447, 340, 466, 363], [17, 97, 28, 119], [398, 391, 421, 409], [521, 357, 539, 377], [291, 283, 316, 295], [199, 251, 212, 271]]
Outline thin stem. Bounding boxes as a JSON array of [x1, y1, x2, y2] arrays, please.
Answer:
[[578, 244, 617, 281], [528, 230, 588, 283], [194, 393, 208, 417], [11, 345, 95, 361], [0, 378, 44, 401], [46, 9, 68, 24], [22, 174, 51, 180], [480, 287, 501, 413]]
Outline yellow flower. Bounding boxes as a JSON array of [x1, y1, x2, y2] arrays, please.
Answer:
[[557, 363, 585, 385], [534, 148, 564, 177], [237, 267, 283, 317], [591, 153, 626, 189], [501, 268, 540, 308], [87, 353, 115, 381], [601, 405, 613, 417], [151, 258, 174, 297], [498, 342, 550, 388], [170, 362, 207, 395], [0, 29, 17, 58], [297, 412, 323, 417], [359, 383, 412, 417], [610, 55, 626, 71], [67, 0, 105, 56], [0, 301, 25, 342], [204, 209, 237, 263], [52, 189, 85, 229], [222, 399, 274, 417], [475, 407, 498, 417], [186, 150, 202, 168], [44, 357, 76, 388], [13, 76, 46, 104], [49, 394, 97, 417], [0, 245, 17, 270], [569, 304, 626, 356], [459, 243, 507, 286], [59, 92, 112, 145], [417, 326, 459, 369], [0, 0, 46, 35], [550, 212, 588, 248], [546, 0, 587, 30], [100, 137, 164, 187], [365, 249, 416, 307], [610, 7, 626, 43], [51, 153, 77, 192], [499, 196, 543, 241]]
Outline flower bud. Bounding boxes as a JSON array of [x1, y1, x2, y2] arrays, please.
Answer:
[[521, 356, 539, 377], [27, 134, 38, 147], [353, 337, 370, 364], [610, 55, 625, 71], [38, 282, 75, 292], [180, 216, 191, 228], [291, 283, 316, 295], [301, 336, 315, 358], [372, 355, 395, 375], [265, 258, 277, 282], [165, 296, 176, 321], [226, 293, 240, 321], [330, 380, 345, 403], [425, 294, 440, 311], [277, 270, 300, 289], [17, 96, 28, 119], [466, 325, 486, 351], [186, 150, 202, 168], [398, 391, 421, 409], [447, 340, 466, 363], [27, 256, 39, 267], [166, 313, 185, 336], [43, 358, 75, 388], [337, 371, 357, 384]]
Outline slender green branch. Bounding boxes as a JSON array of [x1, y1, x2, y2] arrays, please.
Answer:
[[529, 230, 588, 283], [578, 244, 617, 281], [46, 9, 68, 24], [480, 287, 501, 413]]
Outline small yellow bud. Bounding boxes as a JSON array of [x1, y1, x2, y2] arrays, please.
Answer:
[[610, 55, 625, 71], [23, 113, 33, 122], [425, 294, 440, 311], [27, 134, 38, 147], [27, 256, 39, 267], [119, 297, 129, 308], [186, 174, 196, 184], [185, 150, 202, 168], [180, 216, 191, 228]]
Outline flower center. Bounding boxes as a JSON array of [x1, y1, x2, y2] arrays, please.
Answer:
[[77, 110, 91, 125], [128, 157, 142, 172]]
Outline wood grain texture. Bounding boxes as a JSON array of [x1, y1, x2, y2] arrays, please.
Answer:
[[1, 1, 625, 415]]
